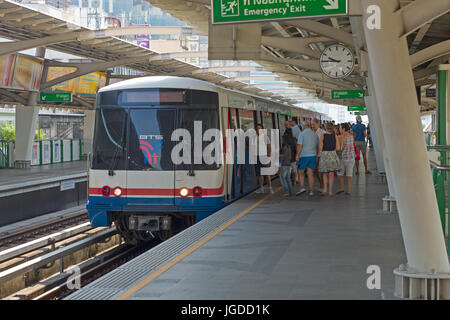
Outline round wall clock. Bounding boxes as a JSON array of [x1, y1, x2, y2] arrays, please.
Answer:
[[319, 44, 355, 79]]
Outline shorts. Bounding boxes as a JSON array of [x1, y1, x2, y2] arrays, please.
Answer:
[[255, 159, 268, 177], [297, 156, 317, 171], [355, 141, 367, 154], [338, 159, 355, 177]]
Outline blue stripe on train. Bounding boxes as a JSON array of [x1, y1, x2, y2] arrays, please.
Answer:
[[87, 195, 224, 227]]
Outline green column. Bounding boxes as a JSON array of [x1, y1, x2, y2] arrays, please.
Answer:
[[39, 141, 43, 165], [50, 140, 53, 164], [437, 68, 449, 245], [60, 140, 64, 162], [70, 139, 73, 162]]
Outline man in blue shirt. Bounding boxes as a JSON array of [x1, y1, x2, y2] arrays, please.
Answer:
[[295, 122, 319, 196], [352, 116, 371, 175]]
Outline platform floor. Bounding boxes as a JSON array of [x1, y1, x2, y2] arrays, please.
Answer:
[[0, 161, 87, 188], [68, 153, 409, 300]]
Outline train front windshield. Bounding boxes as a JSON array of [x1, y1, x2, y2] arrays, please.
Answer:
[[91, 89, 219, 171]]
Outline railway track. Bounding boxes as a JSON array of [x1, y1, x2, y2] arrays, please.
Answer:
[[0, 209, 89, 249]]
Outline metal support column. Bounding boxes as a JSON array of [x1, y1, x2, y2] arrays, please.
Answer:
[[14, 47, 46, 168], [362, 0, 449, 299]]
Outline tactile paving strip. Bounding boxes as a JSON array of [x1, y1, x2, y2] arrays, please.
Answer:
[[65, 198, 259, 300]]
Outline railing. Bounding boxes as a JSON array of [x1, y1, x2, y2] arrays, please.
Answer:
[[0, 139, 83, 169], [0, 141, 12, 169], [427, 145, 450, 253], [31, 139, 83, 166]]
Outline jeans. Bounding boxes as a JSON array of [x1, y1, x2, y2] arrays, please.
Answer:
[[280, 166, 293, 195]]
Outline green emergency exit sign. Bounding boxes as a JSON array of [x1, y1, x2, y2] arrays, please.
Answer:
[[211, 0, 348, 24], [40, 92, 72, 102], [332, 90, 365, 99], [348, 105, 366, 111]]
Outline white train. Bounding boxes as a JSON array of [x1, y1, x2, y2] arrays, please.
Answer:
[[88, 76, 330, 243]]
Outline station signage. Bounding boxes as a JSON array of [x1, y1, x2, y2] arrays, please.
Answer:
[[332, 90, 365, 99], [211, 0, 348, 24], [426, 88, 436, 98], [348, 105, 366, 111], [40, 92, 72, 102]]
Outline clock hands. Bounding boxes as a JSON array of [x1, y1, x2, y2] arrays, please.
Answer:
[[322, 57, 341, 63]]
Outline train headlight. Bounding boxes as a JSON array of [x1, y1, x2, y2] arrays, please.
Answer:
[[102, 186, 111, 197], [113, 187, 123, 197], [179, 187, 189, 197], [193, 186, 203, 198]]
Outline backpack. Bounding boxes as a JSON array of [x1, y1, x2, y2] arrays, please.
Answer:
[[287, 136, 297, 162]]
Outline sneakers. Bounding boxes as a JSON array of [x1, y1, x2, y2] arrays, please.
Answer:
[[269, 187, 275, 194], [255, 188, 264, 194], [296, 187, 307, 196], [308, 190, 314, 196]]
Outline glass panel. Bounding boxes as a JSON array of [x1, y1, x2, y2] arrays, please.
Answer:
[[92, 108, 127, 170], [238, 109, 255, 132], [230, 109, 239, 130], [127, 109, 176, 171], [263, 112, 274, 131], [178, 108, 220, 170]]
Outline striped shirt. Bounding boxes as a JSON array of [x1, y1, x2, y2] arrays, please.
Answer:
[[342, 135, 355, 160]]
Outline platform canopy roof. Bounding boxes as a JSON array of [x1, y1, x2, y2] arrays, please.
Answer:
[[0, 0, 323, 110], [147, 0, 450, 112]]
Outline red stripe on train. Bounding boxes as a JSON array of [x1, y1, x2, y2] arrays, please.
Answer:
[[89, 182, 224, 197]]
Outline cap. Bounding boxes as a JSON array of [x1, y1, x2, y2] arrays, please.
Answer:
[[356, 115, 362, 122]]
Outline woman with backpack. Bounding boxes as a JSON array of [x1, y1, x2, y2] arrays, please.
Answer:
[[318, 122, 341, 196], [336, 123, 358, 195]]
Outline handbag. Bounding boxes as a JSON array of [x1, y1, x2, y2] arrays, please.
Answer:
[[353, 140, 360, 161]]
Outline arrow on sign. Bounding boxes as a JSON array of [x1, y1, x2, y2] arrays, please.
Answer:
[[324, 0, 339, 10]]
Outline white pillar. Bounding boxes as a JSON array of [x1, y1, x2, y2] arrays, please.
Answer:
[[362, 0, 449, 275], [14, 97, 39, 168], [365, 77, 396, 198], [83, 109, 96, 157], [14, 47, 46, 168]]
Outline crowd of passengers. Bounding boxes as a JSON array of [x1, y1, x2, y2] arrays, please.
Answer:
[[255, 115, 372, 197]]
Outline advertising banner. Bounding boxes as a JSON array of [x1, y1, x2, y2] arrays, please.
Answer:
[[45, 67, 106, 98], [11, 55, 44, 91], [0, 53, 43, 91], [0, 54, 15, 87]]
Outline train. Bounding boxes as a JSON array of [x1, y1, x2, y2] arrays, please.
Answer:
[[87, 76, 331, 243]]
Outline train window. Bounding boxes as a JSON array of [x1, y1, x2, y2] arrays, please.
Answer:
[[99, 91, 119, 106], [127, 109, 176, 171], [177, 108, 220, 170], [91, 109, 127, 170], [279, 114, 286, 137], [263, 112, 274, 132], [238, 109, 255, 132], [230, 109, 239, 130]]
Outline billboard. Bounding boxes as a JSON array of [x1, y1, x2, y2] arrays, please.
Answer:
[[0, 53, 44, 91], [45, 67, 107, 98]]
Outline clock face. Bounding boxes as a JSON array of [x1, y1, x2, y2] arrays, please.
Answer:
[[320, 44, 355, 79]]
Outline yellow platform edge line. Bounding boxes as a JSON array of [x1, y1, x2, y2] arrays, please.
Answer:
[[115, 186, 282, 300]]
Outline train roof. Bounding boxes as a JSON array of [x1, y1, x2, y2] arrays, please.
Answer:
[[99, 76, 218, 93]]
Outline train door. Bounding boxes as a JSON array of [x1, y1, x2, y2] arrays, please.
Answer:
[[239, 109, 258, 193], [126, 108, 176, 205], [229, 108, 241, 199]]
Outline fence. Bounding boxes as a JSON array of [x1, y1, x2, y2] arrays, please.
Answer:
[[0, 141, 11, 169], [428, 145, 450, 253], [0, 139, 83, 169]]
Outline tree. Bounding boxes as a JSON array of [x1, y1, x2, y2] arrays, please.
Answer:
[[0, 123, 47, 141]]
